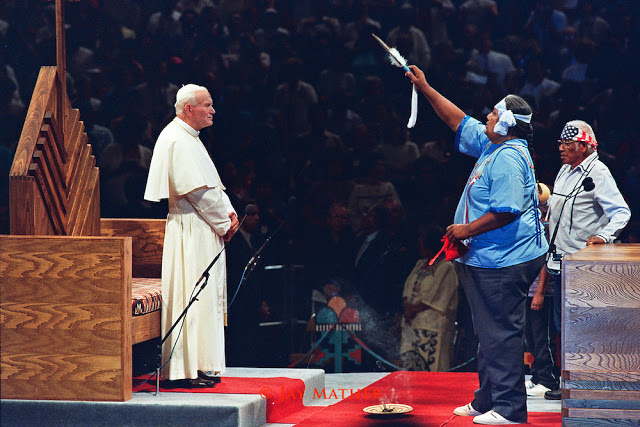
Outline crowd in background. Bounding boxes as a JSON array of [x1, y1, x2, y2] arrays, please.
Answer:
[[1, 0, 639, 369]]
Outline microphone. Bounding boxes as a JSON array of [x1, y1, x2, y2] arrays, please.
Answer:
[[553, 177, 595, 198], [233, 204, 257, 235], [582, 177, 595, 192], [245, 203, 256, 215], [246, 197, 295, 267], [228, 197, 294, 308], [547, 176, 596, 266]]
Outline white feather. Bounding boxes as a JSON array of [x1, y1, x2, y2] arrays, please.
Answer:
[[388, 47, 407, 68]]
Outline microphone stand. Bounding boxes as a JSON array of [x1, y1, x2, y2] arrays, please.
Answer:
[[228, 219, 286, 308], [155, 212, 248, 396], [155, 245, 226, 395]]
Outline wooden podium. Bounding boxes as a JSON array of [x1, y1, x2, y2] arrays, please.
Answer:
[[561, 244, 640, 425]]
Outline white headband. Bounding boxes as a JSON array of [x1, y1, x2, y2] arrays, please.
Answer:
[[493, 98, 532, 136]]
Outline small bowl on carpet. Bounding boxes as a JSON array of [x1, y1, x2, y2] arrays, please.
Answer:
[[363, 403, 413, 417]]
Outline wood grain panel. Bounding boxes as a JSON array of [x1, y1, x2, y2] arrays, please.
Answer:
[[1, 378, 127, 401], [567, 389, 640, 400], [565, 354, 640, 373], [562, 244, 640, 424], [563, 244, 640, 262], [564, 264, 640, 308], [565, 371, 640, 382], [565, 379, 640, 393], [0, 278, 123, 303], [9, 67, 57, 177], [36, 130, 67, 199], [0, 235, 132, 401], [2, 328, 121, 353], [563, 407, 640, 420], [1, 303, 123, 330], [132, 310, 161, 344], [8, 177, 37, 235], [31, 158, 66, 234], [64, 110, 84, 189], [2, 354, 123, 382], [10, 67, 98, 237], [564, 419, 640, 426], [101, 218, 166, 278], [34, 138, 67, 210], [42, 111, 67, 162], [0, 240, 126, 280], [67, 144, 90, 232]]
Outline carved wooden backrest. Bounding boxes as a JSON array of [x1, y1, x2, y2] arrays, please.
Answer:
[[9, 66, 99, 236]]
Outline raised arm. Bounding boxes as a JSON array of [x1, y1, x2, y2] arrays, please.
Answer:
[[405, 65, 466, 132]]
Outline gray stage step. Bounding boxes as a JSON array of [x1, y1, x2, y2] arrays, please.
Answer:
[[0, 368, 325, 427]]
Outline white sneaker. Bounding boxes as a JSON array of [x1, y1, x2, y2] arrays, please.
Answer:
[[525, 379, 535, 390], [454, 402, 483, 416], [526, 383, 551, 396], [473, 410, 522, 425]]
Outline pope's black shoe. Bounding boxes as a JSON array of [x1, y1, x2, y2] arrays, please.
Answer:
[[544, 389, 562, 400], [161, 378, 216, 388], [198, 370, 222, 383]]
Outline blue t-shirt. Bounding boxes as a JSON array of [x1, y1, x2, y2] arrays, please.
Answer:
[[453, 116, 548, 268]]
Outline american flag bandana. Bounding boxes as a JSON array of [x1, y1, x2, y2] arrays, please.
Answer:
[[560, 124, 598, 149]]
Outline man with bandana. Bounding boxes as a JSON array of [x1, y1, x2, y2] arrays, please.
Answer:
[[540, 120, 630, 400], [406, 66, 548, 425]]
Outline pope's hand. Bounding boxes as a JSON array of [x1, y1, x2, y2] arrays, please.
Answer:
[[224, 212, 239, 242]]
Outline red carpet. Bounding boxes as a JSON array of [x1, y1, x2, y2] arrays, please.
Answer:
[[295, 372, 561, 426], [133, 372, 561, 426]]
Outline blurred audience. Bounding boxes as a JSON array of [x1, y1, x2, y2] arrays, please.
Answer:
[[1, 0, 638, 370]]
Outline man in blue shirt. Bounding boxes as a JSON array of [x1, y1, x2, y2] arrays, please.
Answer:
[[406, 65, 548, 425]]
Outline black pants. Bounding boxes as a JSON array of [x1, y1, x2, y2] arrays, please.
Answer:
[[525, 295, 559, 390], [454, 255, 545, 423]]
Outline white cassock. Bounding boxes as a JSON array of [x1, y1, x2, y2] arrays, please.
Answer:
[[144, 117, 235, 379]]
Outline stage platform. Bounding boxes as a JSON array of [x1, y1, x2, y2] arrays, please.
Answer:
[[1, 368, 560, 427]]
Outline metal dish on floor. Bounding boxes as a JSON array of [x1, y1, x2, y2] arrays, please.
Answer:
[[363, 403, 413, 415]]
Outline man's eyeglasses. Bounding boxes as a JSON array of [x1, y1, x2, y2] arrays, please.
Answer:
[[557, 139, 578, 148]]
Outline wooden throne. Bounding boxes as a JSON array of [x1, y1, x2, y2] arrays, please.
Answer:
[[0, 66, 164, 402]]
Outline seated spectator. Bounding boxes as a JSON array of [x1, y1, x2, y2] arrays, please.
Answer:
[[400, 225, 459, 371], [303, 203, 357, 294], [386, 3, 431, 70], [466, 30, 516, 96], [519, 59, 560, 110]]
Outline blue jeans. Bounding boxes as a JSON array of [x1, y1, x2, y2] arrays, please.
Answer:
[[454, 255, 545, 423]]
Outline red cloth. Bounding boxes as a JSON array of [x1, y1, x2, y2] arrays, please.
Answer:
[[429, 235, 469, 265]]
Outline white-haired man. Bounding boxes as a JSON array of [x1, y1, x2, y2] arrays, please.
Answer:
[[541, 120, 630, 400], [145, 84, 239, 388]]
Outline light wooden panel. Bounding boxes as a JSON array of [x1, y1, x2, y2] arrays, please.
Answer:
[[0, 235, 132, 401], [132, 310, 161, 344], [101, 218, 166, 278], [9, 66, 99, 237], [562, 244, 640, 424]]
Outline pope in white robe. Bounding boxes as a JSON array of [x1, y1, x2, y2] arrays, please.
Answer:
[[144, 84, 239, 382]]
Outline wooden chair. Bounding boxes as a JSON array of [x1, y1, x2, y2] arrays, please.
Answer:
[[1, 66, 163, 402]]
